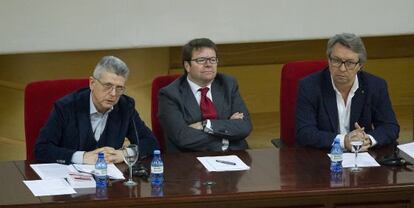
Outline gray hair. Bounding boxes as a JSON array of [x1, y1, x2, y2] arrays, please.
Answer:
[[326, 33, 367, 64], [93, 56, 129, 79]]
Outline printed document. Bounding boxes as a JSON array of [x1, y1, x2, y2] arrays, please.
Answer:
[[197, 155, 250, 172], [340, 152, 380, 168], [23, 179, 76, 196], [398, 142, 414, 159]]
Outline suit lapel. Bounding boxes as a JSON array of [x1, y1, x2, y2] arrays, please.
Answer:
[[104, 105, 121, 147], [76, 90, 93, 150], [322, 70, 339, 133], [350, 73, 366, 130], [180, 79, 203, 122], [211, 80, 225, 119]]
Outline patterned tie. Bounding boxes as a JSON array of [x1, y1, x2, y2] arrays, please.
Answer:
[[199, 87, 217, 120]]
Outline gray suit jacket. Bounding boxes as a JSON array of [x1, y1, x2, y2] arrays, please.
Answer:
[[158, 73, 252, 153]]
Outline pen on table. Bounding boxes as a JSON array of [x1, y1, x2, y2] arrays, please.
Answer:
[[216, 160, 236, 165], [73, 176, 92, 181]]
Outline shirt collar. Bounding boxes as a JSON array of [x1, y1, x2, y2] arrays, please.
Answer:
[[331, 74, 359, 95], [186, 76, 212, 95]]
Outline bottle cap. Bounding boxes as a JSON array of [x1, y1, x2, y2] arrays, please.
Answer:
[[154, 150, 160, 155], [98, 152, 104, 157]]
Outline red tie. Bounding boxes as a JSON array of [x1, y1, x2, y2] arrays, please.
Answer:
[[199, 87, 217, 120]]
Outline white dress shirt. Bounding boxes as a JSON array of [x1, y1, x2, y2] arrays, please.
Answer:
[[187, 77, 229, 151], [331, 74, 377, 149]]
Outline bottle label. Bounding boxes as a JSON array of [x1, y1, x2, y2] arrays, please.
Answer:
[[151, 166, 164, 174], [95, 168, 107, 176], [331, 154, 343, 162]]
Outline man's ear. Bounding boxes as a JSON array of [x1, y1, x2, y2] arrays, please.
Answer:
[[89, 76, 95, 90], [184, 61, 191, 73]]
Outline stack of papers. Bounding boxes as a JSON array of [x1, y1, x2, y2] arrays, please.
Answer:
[[197, 155, 250, 172], [71, 164, 125, 180], [24, 163, 125, 197], [66, 173, 96, 189]]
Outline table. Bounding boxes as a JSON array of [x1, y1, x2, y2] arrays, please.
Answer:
[[1, 147, 414, 208]]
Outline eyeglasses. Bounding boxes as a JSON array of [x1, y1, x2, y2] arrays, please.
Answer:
[[191, 57, 219, 65], [329, 57, 360, 71], [93, 77, 126, 95]]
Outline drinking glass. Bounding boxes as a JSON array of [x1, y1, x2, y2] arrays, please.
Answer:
[[122, 144, 139, 186], [349, 132, 363, 172]]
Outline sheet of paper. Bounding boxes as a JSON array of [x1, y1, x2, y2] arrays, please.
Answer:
[[398, 142, 414, 159], [197, 155, 250, 172], [30, 163, 69, 179], [23, 179, 76, 196], [72, 163, 125, 180], [341, 152, 380, 168]]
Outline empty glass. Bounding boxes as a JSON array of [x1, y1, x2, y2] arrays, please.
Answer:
[[122, 144, 139, 186]]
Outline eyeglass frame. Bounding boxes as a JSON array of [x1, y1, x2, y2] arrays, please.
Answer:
[[329, 56, 360, 71], [93, 77, 126, 95], [190, 56, 219, 65]]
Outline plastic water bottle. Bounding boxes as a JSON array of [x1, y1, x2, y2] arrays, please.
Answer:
[[95, 152, 107, 188], [330, 137, 343, 173], [150, 150, 164, 186]]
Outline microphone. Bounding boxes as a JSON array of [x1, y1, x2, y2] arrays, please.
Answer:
[[130, 109, 149, 179], [379, 141, 412, 166]]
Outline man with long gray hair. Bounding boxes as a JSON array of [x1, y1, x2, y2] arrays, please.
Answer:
[[296, 33, 399, 151], [35, 56, 158, 164]]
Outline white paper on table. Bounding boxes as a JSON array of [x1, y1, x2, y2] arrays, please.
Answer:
[[398, 142, 414, 159], [341, 152, 380, 168], [23, 179, 76, 196], [30, 163, 69, 179], [72, 163, 125, 180], [197, 155, 250, 172]]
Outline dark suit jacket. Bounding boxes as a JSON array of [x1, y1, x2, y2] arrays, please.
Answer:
[[158, 73, 252, 153], [35, 88, 159, 164], [296, 68, 399, 148]]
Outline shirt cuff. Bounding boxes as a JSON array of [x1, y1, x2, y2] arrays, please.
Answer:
[[203, 119, 214, 133], [222, 139, 229, 151], [71, 151, 85, 164], [367, 134, 377, 147]]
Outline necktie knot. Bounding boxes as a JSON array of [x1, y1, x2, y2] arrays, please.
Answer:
[[199, 87, 209, 96]]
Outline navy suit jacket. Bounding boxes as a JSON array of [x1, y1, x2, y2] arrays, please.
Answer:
[[158, 73, 252, 153], [35, 88, 159, 164], [296, 68, 399, 148]]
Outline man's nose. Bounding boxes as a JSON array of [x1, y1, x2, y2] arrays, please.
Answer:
[[338, 63, 347, 72], [109, 87, 117, 96]]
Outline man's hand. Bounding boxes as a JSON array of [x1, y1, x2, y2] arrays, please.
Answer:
[[230, 112, 244, 120], [345, 122, 370, 152], [105, 149, 124, 164], [83, 147, 124, 164], [189, 121, 203, 130], [83, 147, 107, 164]]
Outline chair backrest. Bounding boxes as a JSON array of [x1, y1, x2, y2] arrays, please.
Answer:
[[151, 74, 180, 152], [24, 79, 89, 160], [280, 60, 328, 146]]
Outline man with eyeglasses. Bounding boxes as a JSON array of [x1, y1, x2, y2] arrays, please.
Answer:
[[35, 56, 158, 164], [296, 33, 399, 151], [158, 38, 252, 153]]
